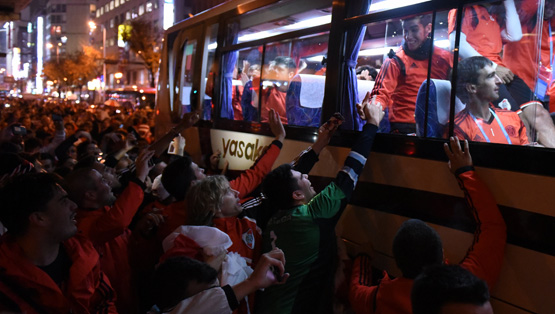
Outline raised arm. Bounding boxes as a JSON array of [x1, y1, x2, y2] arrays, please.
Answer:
[[444, 137, 507, 290], [149, 111, 200, 157], [230, 109, 285, 198], [500, 0, 523, 42]]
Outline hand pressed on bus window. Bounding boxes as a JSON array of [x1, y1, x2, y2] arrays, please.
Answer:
[[269, 108, 286, 142], [444, 137, 473, 174]]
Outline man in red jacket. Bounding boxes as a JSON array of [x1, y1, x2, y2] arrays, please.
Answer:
[[370, 14, 452, 134], [65, 148, 154, 313], [349, 137, 506, 314], [0, 173, 117, 313]]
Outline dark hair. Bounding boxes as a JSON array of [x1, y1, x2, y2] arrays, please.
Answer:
[[153, 256, 218, 311], [0, 173, 62, 237], [24, 137, 42, 153], [274, 56, 297, 71], [412, 264, 490, 314], [162, 156, 195, 201], [402, 14, 432, 28], [456, 56, 493, 103], [262, 164, 299, 211], [392, 219, 443, 279], [356, 65, 378, 80], [64, 167, 97, 206]]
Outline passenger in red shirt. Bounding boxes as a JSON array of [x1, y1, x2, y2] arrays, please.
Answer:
[[260, 57, 296, 124], [448, 1, 555, 147], [504, 0, 555, 112], [453, 57, 528, 145], [349, 137, 506, 314], [370, 14, 452, 134], [0, 173, 117, 313]]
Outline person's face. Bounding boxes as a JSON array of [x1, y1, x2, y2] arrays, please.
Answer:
[[217, 186, 242, 218], [41, 158, 55, 173], [91, 169, 116, 206], [191, 162, 206, 180], [274, 63, 293, 82], [291, 170, 316, 203], [403, 18, 431, 51], [68, 146, 77, 160], [474, 65, 502, 102], [440, 301, 494, 314], [86, 143, 101, 157], [41, 185, 78, 241]]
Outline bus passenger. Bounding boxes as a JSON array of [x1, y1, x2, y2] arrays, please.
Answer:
[[370, 14, 452, 134], [453, 56, 528, 145], [260, 56, 296, 124], [448, 1, 555, 147], [349, 137, 506, 314], [241, 61, 261, 122], [503, 0, 555, 112], [257, 97, 384, 313], [412, 264, 493, 314]]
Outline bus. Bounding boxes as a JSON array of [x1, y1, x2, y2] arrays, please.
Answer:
[[156, 0, 555, 312], [105, 86, 156, 108]]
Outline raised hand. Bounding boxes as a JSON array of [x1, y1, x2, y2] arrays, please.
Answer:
[[443, 137, 473, 174], [269, 108, 286, 142]]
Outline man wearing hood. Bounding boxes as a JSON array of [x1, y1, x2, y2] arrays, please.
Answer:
[[370, 14, 452, 134]]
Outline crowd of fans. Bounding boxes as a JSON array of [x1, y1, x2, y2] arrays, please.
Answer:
[[0, 91, 504, 314]]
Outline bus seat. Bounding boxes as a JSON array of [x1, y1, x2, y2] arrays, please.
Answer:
[[286, 74, 324, 127], [415, 79, 465, 137]]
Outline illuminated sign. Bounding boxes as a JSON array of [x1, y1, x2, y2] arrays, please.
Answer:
[[117, 24, 132, 47], [210, 129, 274, 170]]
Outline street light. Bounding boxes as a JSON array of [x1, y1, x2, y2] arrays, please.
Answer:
[[89, 21, 106, 101]]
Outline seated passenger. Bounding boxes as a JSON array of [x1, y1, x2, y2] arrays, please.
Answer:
[[453, 56, 528, 145], [448, 1, 555, 147], [349, 137, 506, 314], [356, 65, 378, 81], [257, 99, 383, 313], [260, 56, 296, 124], [370, 14, 452, 134], [411, 264, 492, 314]]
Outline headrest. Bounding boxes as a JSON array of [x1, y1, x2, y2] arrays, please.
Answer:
[[296, 74, 326, 108]]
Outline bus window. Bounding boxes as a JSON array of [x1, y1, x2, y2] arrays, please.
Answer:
[[226, 46, 263, 122], [178, 40, 197, 115], [258, 33, 329, 127], [450, 0, 550, 147], [361, 12, 453, 136], [203, 23, 218, 121]]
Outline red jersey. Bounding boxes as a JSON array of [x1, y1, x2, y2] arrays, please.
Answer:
[[453, 107, 529, 145], [0, 234, 117, 313], [504, 0, 555, 111], [261, 85, 288, 124], [448, 6, 505, 66], [370, 46, 452, 124]]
